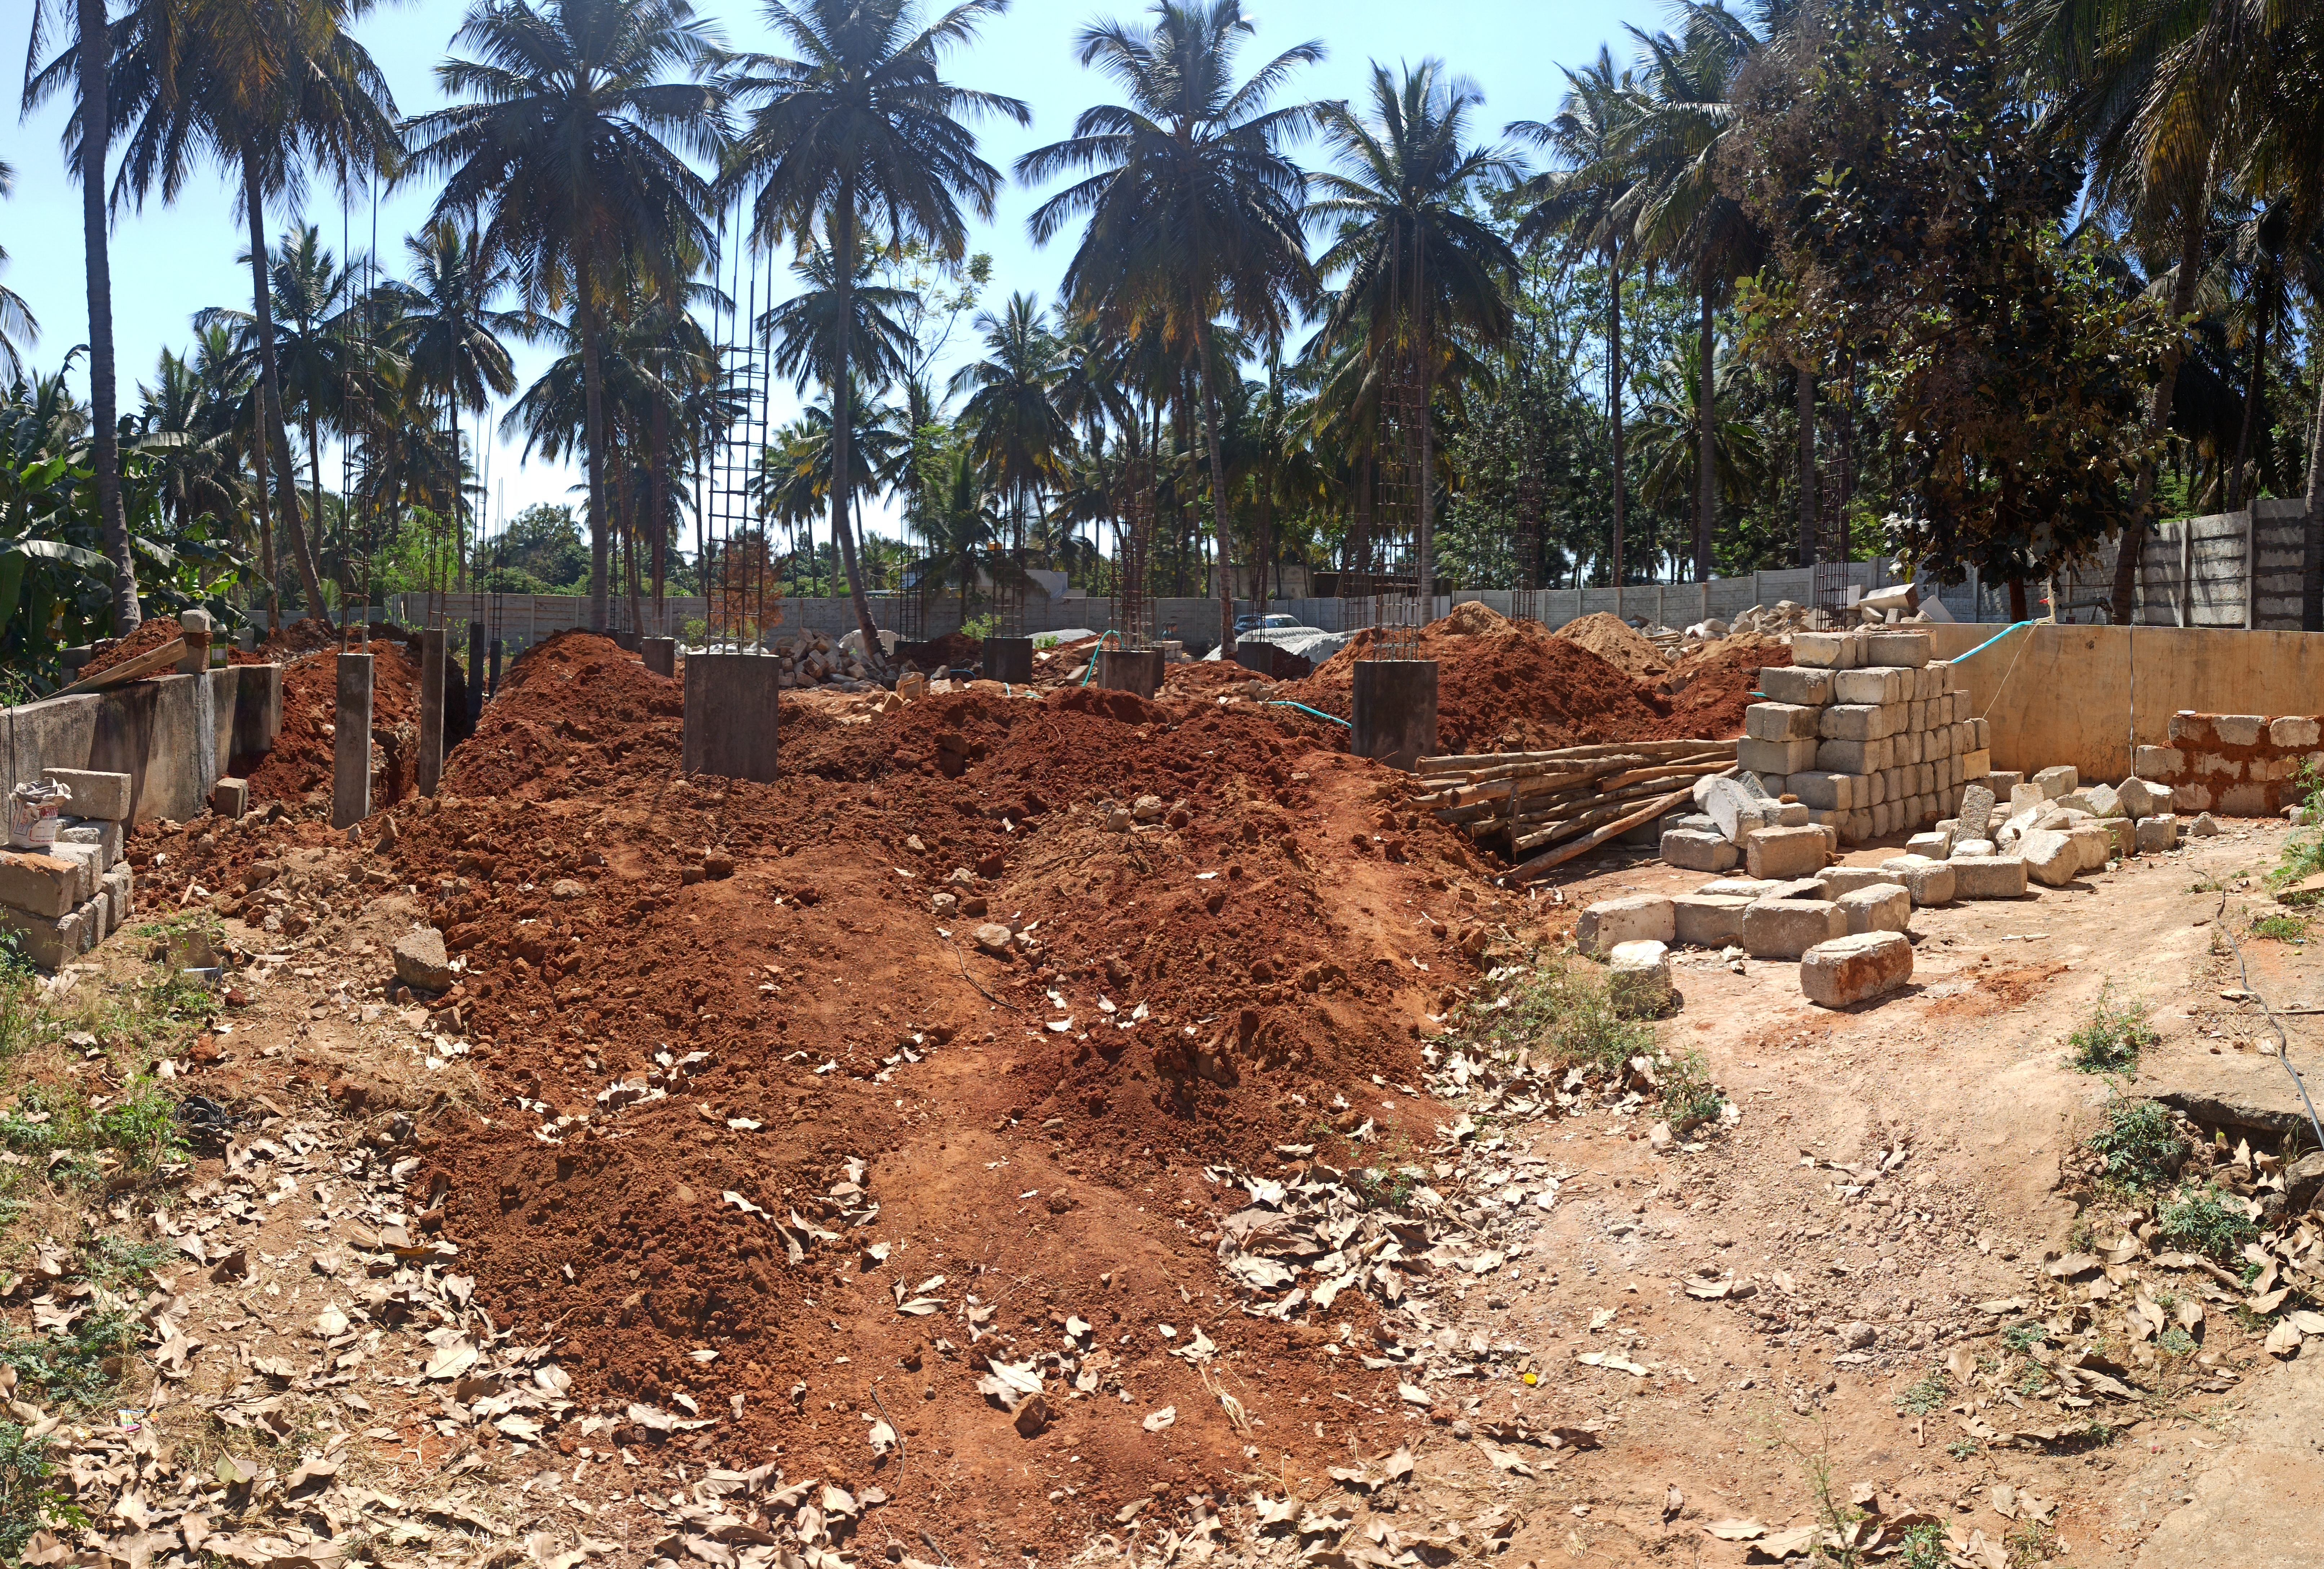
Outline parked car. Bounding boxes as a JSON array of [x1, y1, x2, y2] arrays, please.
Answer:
[[1232, 611, 1303, 637]]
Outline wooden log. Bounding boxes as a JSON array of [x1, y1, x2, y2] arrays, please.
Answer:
[[1512, 776, 1692, 832], [1418, 738, 1735, 774], [52, 638, 190, 697], [1502, 785, 1699, 883], [1432, 798, 1505, 827]]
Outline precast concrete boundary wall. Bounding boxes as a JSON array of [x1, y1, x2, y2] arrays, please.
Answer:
[[2, 666, 282, 825], [1922, 622, 2324, 790]]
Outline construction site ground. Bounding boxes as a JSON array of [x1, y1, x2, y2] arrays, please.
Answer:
[[7, 626, 2322, 1569]]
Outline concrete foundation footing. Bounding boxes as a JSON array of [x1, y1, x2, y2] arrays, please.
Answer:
[[683, 652, 780, 783], [985, 636, 1034, 685], [332, 654, 373, 830], [1094, 648, 1164, 698], [612, 629, 640, 651], [1351, 660, 1438, 772], [641, 637, 677, 678]]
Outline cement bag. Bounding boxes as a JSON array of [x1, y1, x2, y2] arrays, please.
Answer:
[[8, 779, 70, 849]]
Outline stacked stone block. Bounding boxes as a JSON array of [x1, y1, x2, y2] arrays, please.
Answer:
[[0, 770, 136, 969], [1735, 630, 1990, 845], [2133, 712, 2324, 818]]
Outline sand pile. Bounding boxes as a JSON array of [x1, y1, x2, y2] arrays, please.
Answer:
[[1554, 610, 1669, 680], [241, 644, 423, 812], [1295, 601, 1675, 753]]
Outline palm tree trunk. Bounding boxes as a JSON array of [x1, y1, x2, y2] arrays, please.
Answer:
[[1414, 234, 1434, 625], [305, 412, 324, 589], [575, 255, 611, 635], [77, 0, 137, 631], [2227, 313, 2265, 513], [241, 144, 328, 619], [650, 400, 670, 626], [250, 448, 279, 633], [2113, 180, 2210, 624], [1796, 362, 1817, 568], [1190, 313, 1234, 656], [1694, 279, 1714, 583], [2303, 334, 2324, 631], [828, 201, 883, 669], [1609, 258, 1625, 588]]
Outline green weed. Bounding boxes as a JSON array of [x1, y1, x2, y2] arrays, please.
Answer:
[[2014, 1366, 2052, 1397], [2250, 912, 2310, 942], [2268, 760, 2324, 888], [1657, 1047, 1725, 1130], [0, 1421, 76, 1557], [2066, 985, 2157, 1074], [2001, 1322, 2048, 1352], [96, 1078, 184, 1171], [1946, 1438, 1979, 1461], [2157, 1182, 2261, 1261], [2156, 1326, 2196, 1357], [1897, 1521, 1949, 1569], [1487, 955, 1656, 1076], [0, 1311, 139, 1410], [2086, 1096, 2186, 1192], [1894, 1371, 1949, 1415]]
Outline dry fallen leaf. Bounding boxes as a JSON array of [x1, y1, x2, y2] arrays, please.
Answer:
[[1142, 1406, 1176, 1433]]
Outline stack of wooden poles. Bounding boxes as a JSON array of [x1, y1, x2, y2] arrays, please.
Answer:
[[1411, 739, 1740, 881]]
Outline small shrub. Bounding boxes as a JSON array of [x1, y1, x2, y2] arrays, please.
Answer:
[[2269, 760, 2324, 887], [1493, 957, 1655, 1077], [2000, 1322, 2047, 1352], [1895, 1371, 1948, 1415], [2067, 985, 2157, 1074], [96, 1078, 185, 1170], [2251, 912, 2309, 942], [2086, 1097, 2186, 1191], [0, 1421, 73, 1557], [1898, 1520, 1949, 1569], [2157, 1182, 2261, 1261], [1658, 1048, 1725, 1130]]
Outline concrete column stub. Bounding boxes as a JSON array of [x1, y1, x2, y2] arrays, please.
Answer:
[[332, 654, 373, 830], [682, 651, 780, 783], [417, 628, 446, 797], [1351, 660, 1439, 772]]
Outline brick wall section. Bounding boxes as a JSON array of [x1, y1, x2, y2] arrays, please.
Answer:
[[2133, 712, 2324, 817]]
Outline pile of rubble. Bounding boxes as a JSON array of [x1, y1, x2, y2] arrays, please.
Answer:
[[0, 768, 141, 967], [764, 630, 879, 691]]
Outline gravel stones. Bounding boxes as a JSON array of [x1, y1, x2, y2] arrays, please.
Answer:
[[1800, 931, 1913, 1007]]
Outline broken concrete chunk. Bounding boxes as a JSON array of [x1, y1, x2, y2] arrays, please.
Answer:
[[1836, 884, 1912, 935], [2135, 814, 2179, 853], [1741, 898, 1846, 960], [2018, 829, 2080, 887], [1800, 931, 1913, 1007], [1606, 941, 1673, 1018], [1699, 776, 1763, 843], [392, 927, 455, 993], [1575, 895, 1675, 957], [2191, 812, 2221, 836], [2114, 776, 2166, 820]]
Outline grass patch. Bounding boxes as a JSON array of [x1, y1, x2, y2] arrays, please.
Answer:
[[0, 1310, 140, 1410], [2251, 912, 2310, 942], [2066, 985, 2158, 1075], [2086, 1096, 2186, 1192], [2157, 1181, 2261, 1261], [1946, 1438, 1979, 1460], [1492, 955, 1657, 1076], [0, 1420, 76, 1557], [2268, 760, 2324, 888]]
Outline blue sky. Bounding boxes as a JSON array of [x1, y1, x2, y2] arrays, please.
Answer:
[[2, 0, 1668, 541]]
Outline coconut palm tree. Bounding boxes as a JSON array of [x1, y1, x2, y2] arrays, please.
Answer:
[[406, 0, 727, 635], [0, 160, 37, 382], [1629, 350, 1766, 518], [949, 292, 1073, 557], [1018, 0, 1325, 649], [721, 0, 1026, 664], [22, 0, 138, 628], [135, 346, 246, 534], [83, 0, 401, 620], [1310, 59, 1520, 611]]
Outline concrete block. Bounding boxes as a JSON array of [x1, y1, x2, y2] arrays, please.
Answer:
[[2135, 814, 2179, 853], [1837, 884, 1912, 934], [2133, 746, 2185, 778], [1952, 837, 1996, 858], [1864, 632, 1932, 668], [1747, 702, 1822, 742], [1957, 783, 1997, 839], [1738, 736, 1819, 777], [1698, 878, 1782, 898], [0, 900, 86, 969], [2019, 828, 2079, 887], [2173, 782, 2213, 813], [1818, 704, 1893, 742], [1818, 867, 1901, 898], [1743, 898, 1847, 959], [1606, 941, 1673, 1018], [2213, 715, 2264, 747], [1576, 895, 1675, 957], [212, 778, 249, 819], [2166, 711, 2208, 743], [1816, 738, 1889, 775], [1877, 854, 1956, 906], [1788, 770, 1856, 811], [0, 850, 81, 918], [1758, 666, 1833, 706], [2067, 823, 2112, 870], [54, 817, 122, 869], [1671, 893, 1752, 948], [1745, 825, 1830, 880], [2268, 716, 2320, 749], [101, 865, 130, 931], [1791, 633, 1848, 668], [1833, 667, 1906, 705], [1951, 855, 2029, 898], [40, 768, 131, 821], [1801, 931, 1913, 1008], [1660, 829, 1738, 873], [2034, 766, 2077, 798]]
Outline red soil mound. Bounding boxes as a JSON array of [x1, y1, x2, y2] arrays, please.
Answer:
[[442, 630, 683, 800], [240, 644, 422, 812], [1647, 635, 1793, 741], [1294, 602, 1673, 753], [81, 615, 184, 678]]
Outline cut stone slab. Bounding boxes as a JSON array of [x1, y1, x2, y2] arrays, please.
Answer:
[[2009, 783, 2048, 814], [1800, 931, 1913, 1008], [2212, 715, 2264, 747], [2136, 814, 2180, 853], [1672, 893, 1752, 949], [2267, 716, 2320, 749], [1837, 884, 1912, 934], [1986, 770, 2024, 799], [1742, 898, 1847, 960], [1757, 666, 1833, 706], [2034, 765, 2079, 799], [55, 817, 122, 870], [1951, 855, 2028, 898], [0, 900, 90, 969], [2067, 823, 2113, 871], [1745, 825, 1830, 880], [1660, 829, 1738, 873], [2083, 782, 2121, 818], [1905, 827, 1952, 859], [1877, 855, 1956, 906], [38, 768, 131, 821], [40, 842, 100, 903], [1952, 837, 1996, 858], [2116, 777, 2166, 820], [1738, 736, 1818, 776], [1864, 631, 1932, 668], [1957, 783, 1997, 839], [212, 777, 250, 819], [1701, 776, 1766, 843], [1790, 632, 1848, 668], [2019, 828, 2080, 887], [1575, 895, 1675, 957], [393, 927, 456, 993], [1746, 702, 1821, 741], [0, 849, 81, 919], [1606, 941, 1673, 1018], [1818, 866, 1901, 898], [1698, 878, 1782, 898]]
